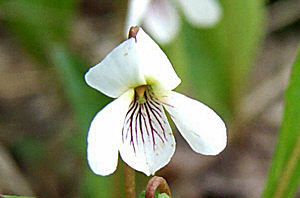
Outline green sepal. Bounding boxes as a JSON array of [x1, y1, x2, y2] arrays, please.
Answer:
[[137, 191, 170, 198]]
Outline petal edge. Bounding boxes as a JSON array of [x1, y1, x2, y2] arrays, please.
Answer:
[[162, 91, 226, 155], [87, 89, 134, 175], [85, 39, 146, 98]]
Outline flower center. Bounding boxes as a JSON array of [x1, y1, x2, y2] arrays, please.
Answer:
[[134, 85, 148, 103]]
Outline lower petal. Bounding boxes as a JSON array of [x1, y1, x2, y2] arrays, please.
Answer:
[[119, 97, 175, 175], [87, 89, 134, 176], [177, 0, 222, 27], [162, 91, 226, 155]]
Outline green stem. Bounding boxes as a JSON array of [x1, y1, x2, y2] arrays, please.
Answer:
[[273, 134, 300, 198], [124, 163, 136, 198]]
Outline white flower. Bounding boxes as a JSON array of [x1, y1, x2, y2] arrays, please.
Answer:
[[85, 27, 226, 176], [125, 0, 222, 44]]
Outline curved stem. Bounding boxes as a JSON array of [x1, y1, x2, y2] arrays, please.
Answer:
[[124, 163, 136, 198], [145, 176, 172, 198]]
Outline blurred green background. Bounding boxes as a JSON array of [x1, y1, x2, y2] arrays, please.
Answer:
[[0, 0, 299, 197]]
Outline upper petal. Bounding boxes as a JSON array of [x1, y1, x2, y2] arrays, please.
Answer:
[[135, 28, 181, 94], [119, 95, 175, 175], [176, 0, 222, 27], [124, 0, 151, 37], [85, 28, 181, 98], [85, 38, 146, 98], [162, 91, 226, 155], [87, 89, 134, 176], [143, 0, 180, 45]]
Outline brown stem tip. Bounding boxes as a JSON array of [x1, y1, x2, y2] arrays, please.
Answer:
[[145, 176, 172, 198], [128, 26, 140, 40]]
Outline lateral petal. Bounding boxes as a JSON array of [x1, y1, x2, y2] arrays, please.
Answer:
[[87, 89, 134, 176], [162, 91, 226, 155]]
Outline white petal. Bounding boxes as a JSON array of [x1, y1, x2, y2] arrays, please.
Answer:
[[85, 38, 146, 98], [176, 0, 222, 27], [162, 91, 226, 155], [85, 28, 180, 98], [135, 28, 181, 94], [143, 0, 180, 44], [87, 89, 134, 176], [119, 96, 175, 175], [124, 0, 151, 37]]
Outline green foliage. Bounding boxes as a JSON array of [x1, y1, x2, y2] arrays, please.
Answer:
[[0, 196, 35, 198], [0, 0, 112, 198], [0, 0, 75, 63], [138, 191, 146, 198], [166, 0, 265, 118], [137, 191, 170, 198], [50, 44, 109, 148], [157, 193, 171, 198], [262, 47, 300, 198]]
